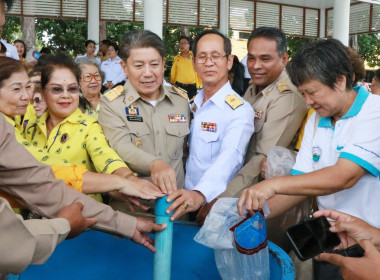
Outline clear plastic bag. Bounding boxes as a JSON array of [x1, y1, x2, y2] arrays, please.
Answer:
[[194, 198, 270, 280], [194, 198, 244, 249], [265, 146, 313, 231]]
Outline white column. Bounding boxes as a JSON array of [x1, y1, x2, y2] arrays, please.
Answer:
[[219, 0, 229, 37], [88, 0, 100, 46], [319, 8, 325, 38], [144, 0, 163, 38], [332, 0, 350, 46]]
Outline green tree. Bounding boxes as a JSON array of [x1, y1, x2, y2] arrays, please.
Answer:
[[2, 16, 21, 42], [357, 33, 380, 68], [286, 35, 312, 58], [35, 18, 87, 56]]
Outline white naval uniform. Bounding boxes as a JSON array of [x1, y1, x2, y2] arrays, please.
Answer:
[[185, 82, 255, 202], [292, 86, 380, 228], [100, 56, 126, 86], [1, 39, 18, 60]]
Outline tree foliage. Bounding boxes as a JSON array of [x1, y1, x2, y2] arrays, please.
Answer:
[[357, 33, 380, 68], [35, 18, 87, 56], [286, 35, 312, 58], [2, 16, 21, 42]]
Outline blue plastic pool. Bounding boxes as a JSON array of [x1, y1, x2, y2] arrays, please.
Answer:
[[19, 222, 294, 280]]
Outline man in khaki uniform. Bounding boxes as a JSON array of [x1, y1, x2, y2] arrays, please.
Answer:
[[220, 26, 307, 198], [98, 30, 190, 195]]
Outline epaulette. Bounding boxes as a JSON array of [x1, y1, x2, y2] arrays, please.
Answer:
[[172, 85, 188, 100], [277, 81, 290, 93], [104, 85, 124, 101], [225, 94, 244, 110]]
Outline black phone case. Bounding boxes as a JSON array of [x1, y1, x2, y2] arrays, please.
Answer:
[[286, 216, 341, 261]]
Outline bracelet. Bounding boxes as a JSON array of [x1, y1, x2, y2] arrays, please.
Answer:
[[124, 172, 138, 179]]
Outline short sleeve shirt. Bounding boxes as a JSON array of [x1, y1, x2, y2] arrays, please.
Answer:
[[292, 86, 380, 227]]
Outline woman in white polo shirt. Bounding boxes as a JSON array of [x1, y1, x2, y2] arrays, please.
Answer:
[[237, 38, 380, 279]]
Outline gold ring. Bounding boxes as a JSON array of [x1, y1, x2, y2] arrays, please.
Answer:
[[182, 202, 189, 209]]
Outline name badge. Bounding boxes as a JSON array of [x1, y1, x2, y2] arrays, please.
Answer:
[[168, 114, 186, 123], [127, 116, 143, 122], [201, 122, 217, 132]]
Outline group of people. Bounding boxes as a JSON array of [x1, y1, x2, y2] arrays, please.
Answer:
[[2, 0, 380, 279]]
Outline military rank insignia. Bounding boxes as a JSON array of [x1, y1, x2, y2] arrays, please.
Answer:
[[255, 110, 263, 120], [60, 133, 69, 143], [201, 122, 217, 132], [168, 114, 186, 123], [277, 81, 290, 92], [126, 105, 143, 122], [225, 94, 243, 110]]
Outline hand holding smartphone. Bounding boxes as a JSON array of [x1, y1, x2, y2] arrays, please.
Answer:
[[286, 216, 341, 261]]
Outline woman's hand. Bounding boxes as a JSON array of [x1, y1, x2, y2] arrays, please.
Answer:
[[237, 179, 279, 216], [118, 176, 164, 200]]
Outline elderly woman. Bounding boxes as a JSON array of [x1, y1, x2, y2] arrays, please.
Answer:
[[77, 59, 102, 117], [237, 39, 380, 279], [0, 56, 162, 203]]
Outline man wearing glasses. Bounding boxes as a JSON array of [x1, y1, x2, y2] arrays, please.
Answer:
[[166, 30, 254, 221], [170, 36, 202, 100]]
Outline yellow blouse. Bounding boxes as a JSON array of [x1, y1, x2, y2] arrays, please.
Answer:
[[24, 108, 127, 174], [3, 113, 86, 194]]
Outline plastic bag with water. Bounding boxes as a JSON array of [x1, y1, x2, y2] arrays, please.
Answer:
[[194, 198, 270, 280]]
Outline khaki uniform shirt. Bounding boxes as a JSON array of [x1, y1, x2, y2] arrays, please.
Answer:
[[98, 81, 190, 188], [221, 70, 308, 197], [0, 197, 70, 276], [0, 113, 137, 239]]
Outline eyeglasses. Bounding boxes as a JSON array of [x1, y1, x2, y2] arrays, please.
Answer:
[[31, 96, 45, 104], [82, 73, 102, 82], [195, 54, 228, 64], [180, 42, 189, 45], [108, 48, 116, 52], [46, 85, 80, 95]]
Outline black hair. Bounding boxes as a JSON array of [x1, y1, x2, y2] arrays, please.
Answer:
[[85, 40, 96, 48], [286, 38, 354, 90], [247, 27, 287, 56]]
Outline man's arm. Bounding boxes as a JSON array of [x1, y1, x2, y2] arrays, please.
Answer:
[[221, 91, 307, 198], [0, 197, 69, 274], [0, 114, 137, 238]]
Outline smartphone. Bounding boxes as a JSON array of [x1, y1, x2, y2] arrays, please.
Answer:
[[286, 216, 341, 261]]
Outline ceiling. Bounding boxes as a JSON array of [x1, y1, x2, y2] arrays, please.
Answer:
[[261, 0, 379, 9]]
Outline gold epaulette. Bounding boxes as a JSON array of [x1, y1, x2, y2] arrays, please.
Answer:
[[277, 81, 290, 93], [172, 85, 188, 100], [225, 94, 244, 110], [104, 85, 124, 101]]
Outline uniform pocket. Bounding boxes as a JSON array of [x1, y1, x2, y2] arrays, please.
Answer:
[[195, 131, 220, 162], [166, 123, 190, 159], [129, 125, 150, 150]]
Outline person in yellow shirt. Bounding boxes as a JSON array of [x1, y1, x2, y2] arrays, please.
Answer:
[[170, 35, 202, 100], [0, 56, 163, 206]]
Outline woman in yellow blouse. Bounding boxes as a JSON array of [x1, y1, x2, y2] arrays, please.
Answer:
[[0, 56, 163, 203]]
